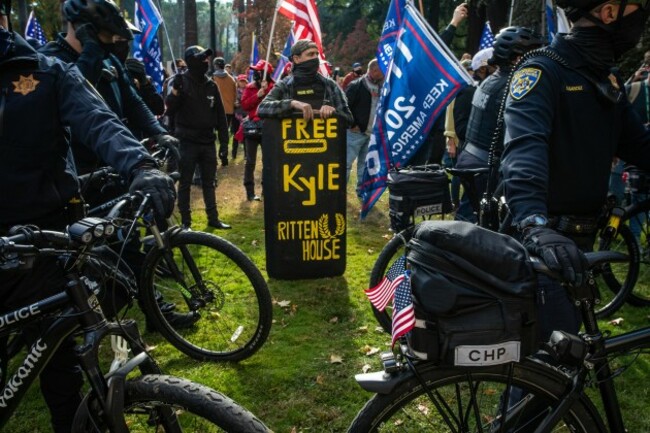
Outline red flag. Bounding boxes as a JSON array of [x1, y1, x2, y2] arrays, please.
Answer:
[[277, 0, 328, 76]]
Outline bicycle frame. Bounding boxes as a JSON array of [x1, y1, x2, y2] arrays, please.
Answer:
[[0, 272, 159, 431]]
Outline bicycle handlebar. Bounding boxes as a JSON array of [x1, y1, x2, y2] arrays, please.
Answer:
[[530, 250, 629, 280]]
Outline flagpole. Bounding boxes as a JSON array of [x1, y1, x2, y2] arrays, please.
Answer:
[[153, 0, 177, 71], [263, 0, 282, 82]]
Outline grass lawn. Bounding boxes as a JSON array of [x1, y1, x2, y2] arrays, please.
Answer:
[[6, 152, 650, 432]]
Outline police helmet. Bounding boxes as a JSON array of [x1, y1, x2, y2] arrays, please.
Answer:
[[63, 0, 134, 40], [489, 27, 544, 66], [557, 0, 646, 21]]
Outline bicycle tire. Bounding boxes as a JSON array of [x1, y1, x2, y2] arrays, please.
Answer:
[[368, 227, 414, 334], [593, 223, 640, 315], [140, 230, 272, 362], [73, 374, 271, 432], [621, 209, 650, 306], [347, 360, 607, 433]]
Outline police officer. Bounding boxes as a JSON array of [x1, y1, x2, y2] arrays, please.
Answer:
[[502, 0, 650, 341], [0, 2, 175, 431], [39, 0, 177, 176], [455, 27, 543, 222], [166, 46, 231, 230]]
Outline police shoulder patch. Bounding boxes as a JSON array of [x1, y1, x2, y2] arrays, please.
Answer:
[[510, 68, 542, 100]]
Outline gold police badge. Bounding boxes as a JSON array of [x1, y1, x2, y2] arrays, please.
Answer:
[[12, 74, 40, 96], [510, 68, 542, 100]]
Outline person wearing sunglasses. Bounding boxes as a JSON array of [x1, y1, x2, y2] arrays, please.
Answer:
[[501, 0, 650, 343]]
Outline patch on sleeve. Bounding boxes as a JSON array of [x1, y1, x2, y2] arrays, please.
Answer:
[[510, 68, 542, 100]]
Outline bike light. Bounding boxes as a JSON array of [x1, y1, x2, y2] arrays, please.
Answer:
[[68, 217, 113, 244]]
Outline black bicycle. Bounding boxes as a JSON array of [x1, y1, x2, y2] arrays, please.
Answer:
[[80, 179, 273, 362], [0, 218, 270, 432], [350, 250, 641, 433], [369, 167, 634, 333]]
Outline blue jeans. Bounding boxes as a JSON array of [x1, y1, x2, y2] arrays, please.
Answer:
[[346, 130, 370, 194]]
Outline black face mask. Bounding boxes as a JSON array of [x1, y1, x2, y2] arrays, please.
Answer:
[[609, 8, 648, 59], [186, 56, 208, 77], [109, 40, 130, 64], [292, 58, 320, 78], [252, 71, 262, 83]]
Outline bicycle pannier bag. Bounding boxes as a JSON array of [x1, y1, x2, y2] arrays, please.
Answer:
[[405, 221, 537, 366], [242, 118, 263, 139], [387, 166, 452, 233]]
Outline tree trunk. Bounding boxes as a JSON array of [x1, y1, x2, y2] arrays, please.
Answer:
[[467, 2, 487, 53], [184, 0, 197, 48]]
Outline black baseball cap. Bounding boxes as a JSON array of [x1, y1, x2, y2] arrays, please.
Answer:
[[184, 45, 213, 61]]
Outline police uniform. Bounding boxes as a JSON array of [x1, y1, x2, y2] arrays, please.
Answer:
[[40, 34, 165, 174], [501, 34, 650, 341], [1, 33, 154, 433], [502, 36, 650, 223]]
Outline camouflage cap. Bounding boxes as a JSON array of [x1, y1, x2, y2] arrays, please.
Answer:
[[290, 39, 318, 58]]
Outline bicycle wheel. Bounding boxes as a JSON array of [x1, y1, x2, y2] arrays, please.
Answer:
[[74, 374, 270, 432], [592, 223, 639, 316], [140, 231, 272, 362], [348, 360, 606, 433], [368, 227, 414, 334], [624, 209, 650, 306]]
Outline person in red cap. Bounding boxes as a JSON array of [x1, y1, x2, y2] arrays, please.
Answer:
[[240, 60, 275, 201]]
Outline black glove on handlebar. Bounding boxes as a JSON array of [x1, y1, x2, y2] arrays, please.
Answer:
[[522, 226, 588, 287], [129, 168, 176, 222], [153, 134, 180, 150]]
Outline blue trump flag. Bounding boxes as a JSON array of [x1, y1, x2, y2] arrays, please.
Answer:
[[273, 31, 294, 82], [133, 0, 162, 51], [376, 0, 406, 74], [359, 3, 473, 218], [133, 0, 164, 92]]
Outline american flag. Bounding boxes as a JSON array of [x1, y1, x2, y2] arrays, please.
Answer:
[[365, 256, 406, 312], [391, 269, 415, 347], [479, 21, 495, 50], [25, 11, 47, 47], [277, 0, 328, 76]]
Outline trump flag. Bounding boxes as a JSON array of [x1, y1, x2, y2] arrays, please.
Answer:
[[376, 0, 406, 74], [359, 4, 473, 218]]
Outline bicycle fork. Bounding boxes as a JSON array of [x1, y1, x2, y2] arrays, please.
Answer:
[[152, 224, 213, 310]]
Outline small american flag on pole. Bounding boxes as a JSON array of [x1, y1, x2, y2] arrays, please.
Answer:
[[479, 21, 495, 49], [365, 256, 406, 312], [25, 11, 47, 46], [391, 270, 415, 347]]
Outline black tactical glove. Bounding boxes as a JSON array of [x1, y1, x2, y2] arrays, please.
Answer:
[[153, 134, 180, 150], [129, 168, 176, 223], [522, 226, 588, 287], [125, 58, 148, 83], [74, 22, 100, 48]]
